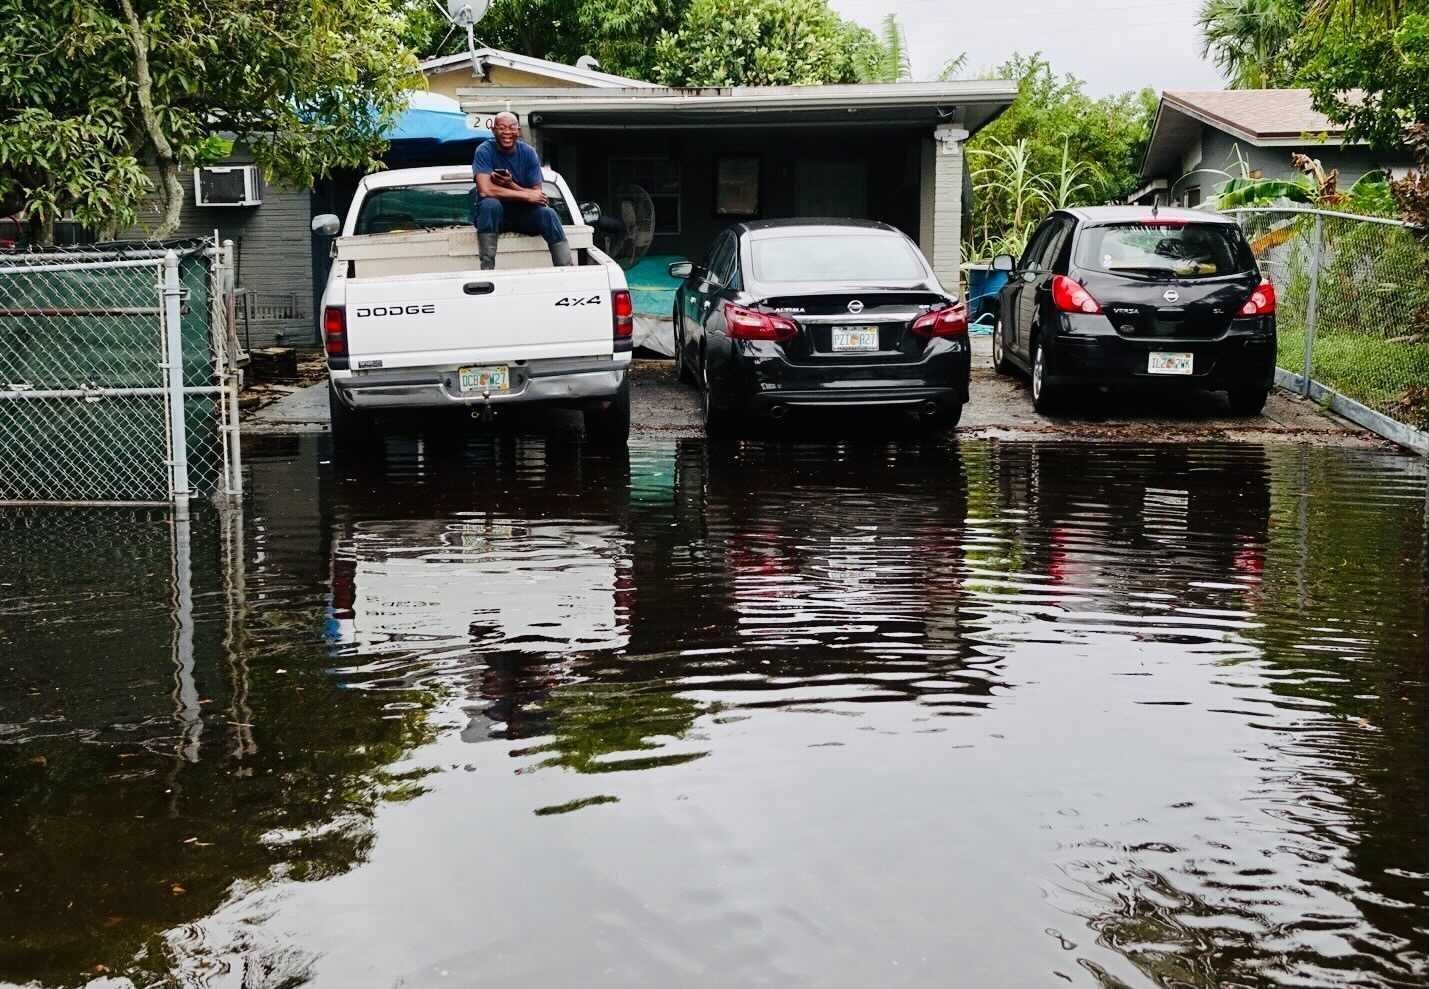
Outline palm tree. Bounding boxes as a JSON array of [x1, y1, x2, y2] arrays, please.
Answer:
[[856, 14, 912, 83], [1197, 0, 1306, 89]]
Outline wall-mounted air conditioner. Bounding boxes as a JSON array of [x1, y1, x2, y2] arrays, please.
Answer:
[[194, 165, 263, 206]]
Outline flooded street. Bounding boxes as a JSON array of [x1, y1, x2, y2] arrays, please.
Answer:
[[2, 433, 1427, 988]]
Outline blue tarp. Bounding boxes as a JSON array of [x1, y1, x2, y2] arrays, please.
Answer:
[[385, 107, 492, 146]]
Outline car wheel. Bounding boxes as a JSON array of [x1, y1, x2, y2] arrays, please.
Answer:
[[918, 401, 964, 433], [1227, 386, 1269, 417], [991, 317, 1013, 375], [674, 307, 695, 385], [585, 379, 631, 445], [1030, 336, 1062, 415], [701, 350, 739, 439], [328, 381, 374, 457]]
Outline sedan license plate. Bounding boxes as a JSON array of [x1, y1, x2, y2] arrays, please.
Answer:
[[832, 326, 879, 352], [458, 365, 510, 393], [1148, 352, 1194, 375]]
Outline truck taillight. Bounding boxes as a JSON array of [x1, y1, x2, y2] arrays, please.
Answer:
[[1240, 279, 1276, 316], [1051, 275, 1102, 314], [724, 303, 798, 342], [612, 289, 633, 339], [911, 302, 968, 339], [323, 306, 347, 357]]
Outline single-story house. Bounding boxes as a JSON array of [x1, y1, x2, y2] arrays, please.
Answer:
[[1133, 89, 1415, 207], [126, 48, 1015, 350]]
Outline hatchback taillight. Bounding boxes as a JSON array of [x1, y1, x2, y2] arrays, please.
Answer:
[[323, 306, 347, 357], [1051, 275, 1102, 314], [724, 303, 798, 342], [1240, 279, 1276, 316], [911, 302, 969, 338], [612, 289, 633, 339]]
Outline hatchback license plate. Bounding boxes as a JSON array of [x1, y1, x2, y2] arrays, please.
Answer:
[[1148, 352, 1193, 375], [832, 326, 879, 352], [459, 365, 510, 393]]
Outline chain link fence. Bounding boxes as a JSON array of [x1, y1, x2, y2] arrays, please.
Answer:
[[0, 240, 243, 505], [1225, 208, 1429, 454]]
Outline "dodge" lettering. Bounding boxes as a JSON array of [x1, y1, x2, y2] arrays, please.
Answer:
[[355, 305, 436, 317]]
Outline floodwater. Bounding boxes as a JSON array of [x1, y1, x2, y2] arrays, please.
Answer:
[[2, 432, 1426, 988]]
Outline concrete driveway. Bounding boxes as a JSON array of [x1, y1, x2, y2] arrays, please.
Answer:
[[247, 339, 1385, 448]]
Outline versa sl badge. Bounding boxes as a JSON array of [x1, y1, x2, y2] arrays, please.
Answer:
[[556, 296, 603, 307]]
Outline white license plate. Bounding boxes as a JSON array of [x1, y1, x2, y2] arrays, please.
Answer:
[[1148, 352, 1194, 375], [458, 365, 510, 393], [832, 326, 879, 352]]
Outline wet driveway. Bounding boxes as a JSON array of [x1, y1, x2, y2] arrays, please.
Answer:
[[2, 433, 1426, 988]]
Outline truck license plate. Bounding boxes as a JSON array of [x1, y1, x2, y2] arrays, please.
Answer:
[[1148, 352, 1194, 375], [459, 365, 510, 393], [832, 326, 879, 352]]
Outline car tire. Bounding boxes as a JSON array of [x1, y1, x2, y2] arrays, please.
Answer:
[[918, 401, 964, 433], [585, 379, 631, 446], [1030, 335, 1062, 415], [1227, 386, 1269, 417], [674, 307, 695, 385], [328, 381, 373, 457], [991, 317, 1013, 375], [701, 351, 739, 439]]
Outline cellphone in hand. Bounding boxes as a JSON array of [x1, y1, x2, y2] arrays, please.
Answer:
[[494, 168, 512, 181]]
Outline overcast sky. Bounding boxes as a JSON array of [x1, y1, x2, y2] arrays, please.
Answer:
[[829, 0, 1228, 96]]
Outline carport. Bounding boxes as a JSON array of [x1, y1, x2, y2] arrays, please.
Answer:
[[457, 82, 1018, 296]]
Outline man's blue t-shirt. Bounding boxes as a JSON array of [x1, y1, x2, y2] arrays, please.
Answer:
[[472, 140, 543, 197]]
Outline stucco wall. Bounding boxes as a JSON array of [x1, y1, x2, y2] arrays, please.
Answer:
[[426, 64, 585, 101], [125, 159, 314, 350]]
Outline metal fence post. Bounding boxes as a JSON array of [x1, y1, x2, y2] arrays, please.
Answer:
[[1301, 212, 1324, 397], [162, 251, 191, 510], [223, 239, 244, 500]]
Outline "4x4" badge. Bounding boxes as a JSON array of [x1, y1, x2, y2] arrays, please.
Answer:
[[555, 296, 603, 307]]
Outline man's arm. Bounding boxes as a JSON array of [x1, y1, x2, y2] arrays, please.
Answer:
[[475, 171, 546, 204]]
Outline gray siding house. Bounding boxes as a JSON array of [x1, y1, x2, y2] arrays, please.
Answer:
[[1134, 89, 1414, 207]]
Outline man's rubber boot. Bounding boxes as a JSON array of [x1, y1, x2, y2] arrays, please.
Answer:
[[550, 240, 574, 267], [478, 233, 499, 271]]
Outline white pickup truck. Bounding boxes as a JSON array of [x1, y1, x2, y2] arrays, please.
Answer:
[[311, 165, 632, 448]]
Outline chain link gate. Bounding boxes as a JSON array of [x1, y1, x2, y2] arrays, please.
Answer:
[[0, 240, 243, 506]]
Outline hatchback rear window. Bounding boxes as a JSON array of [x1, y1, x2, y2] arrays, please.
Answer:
[[1076, 222, 1255, 279], [751, 234, 925, 282]]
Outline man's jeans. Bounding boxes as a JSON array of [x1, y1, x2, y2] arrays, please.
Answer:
[[472, 198, 565, 244]]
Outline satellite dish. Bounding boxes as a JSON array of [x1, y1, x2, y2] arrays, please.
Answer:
[[575, 55, 602, 72], [445, 0, 490, 27]]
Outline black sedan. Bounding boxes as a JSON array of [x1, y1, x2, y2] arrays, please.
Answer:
[[991, 206, 1276, 415], [670, 220, 971, 435]]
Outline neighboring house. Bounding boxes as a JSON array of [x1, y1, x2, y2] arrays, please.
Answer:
[[1134, 89, 1415, 207], [421, 47, 657, 100]]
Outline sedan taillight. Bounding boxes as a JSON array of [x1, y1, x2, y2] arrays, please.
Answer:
[[911, 302, 969, 338], [724, 302, 798, 342], [1240, 279, 1276, 316], [1051, 275, 1102, 314]]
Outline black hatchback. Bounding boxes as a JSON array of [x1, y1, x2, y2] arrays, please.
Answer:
[[991, 206, 1276, 415], [670, 220, 971, 435]]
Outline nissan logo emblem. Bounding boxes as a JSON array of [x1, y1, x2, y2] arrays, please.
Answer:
[[1163, 289, 1180, 304], [847, 300, 864, 314]]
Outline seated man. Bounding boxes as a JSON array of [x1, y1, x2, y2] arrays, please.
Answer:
[[471, 111, 573, 269]]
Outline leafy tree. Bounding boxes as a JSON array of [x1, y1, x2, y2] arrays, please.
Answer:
[[651, 0, 874, 86], [1, 0, 418, 242], [1198, 0, 1306, 88], [855, 14, 913, 82], [966, 54, 1157, 257]]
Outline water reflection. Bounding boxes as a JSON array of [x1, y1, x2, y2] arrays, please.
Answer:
[[0, 431, 1425, 988]]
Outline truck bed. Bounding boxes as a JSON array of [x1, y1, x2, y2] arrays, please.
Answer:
[[337, 226, 596, 278]]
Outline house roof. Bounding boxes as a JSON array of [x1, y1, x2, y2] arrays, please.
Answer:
[[1140, 89, 1363, 182], [421, 47, 657, 89], [1163, 89, 1347, 142], [456, 80, 1018, 133]]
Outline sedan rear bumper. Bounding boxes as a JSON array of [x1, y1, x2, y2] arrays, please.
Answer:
[[1046, 316, 1275, 390], [713, 337, 971, 417]]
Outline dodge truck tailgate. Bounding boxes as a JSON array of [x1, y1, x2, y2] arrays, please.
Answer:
[[342, 265, 615, 369]]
